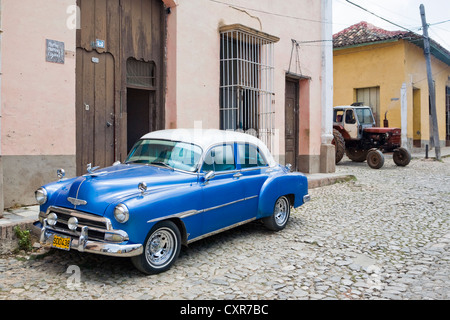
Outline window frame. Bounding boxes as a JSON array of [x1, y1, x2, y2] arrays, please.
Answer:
[[200, 143, 237, 173], [236, 143, 268, 170]]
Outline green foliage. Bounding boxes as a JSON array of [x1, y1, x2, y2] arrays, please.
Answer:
[[13, 226, 33, 252]]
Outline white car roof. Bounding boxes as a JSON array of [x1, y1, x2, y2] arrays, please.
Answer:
[[141, 129, 277, 167]]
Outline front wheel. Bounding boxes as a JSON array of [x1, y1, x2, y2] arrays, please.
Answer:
[[367, 149, 384, 169], [263, 196, 291, 231], [131, 220, 181, 275], [393, 147, 411, 166]]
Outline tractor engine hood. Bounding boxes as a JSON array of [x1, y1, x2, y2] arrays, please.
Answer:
[[364, 127, 401, 134]]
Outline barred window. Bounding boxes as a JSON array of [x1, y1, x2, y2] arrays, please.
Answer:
[[219, 24, 278, 151], [127, 58, 156, 89]]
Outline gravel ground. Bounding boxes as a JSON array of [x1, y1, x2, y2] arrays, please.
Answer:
[[0, 155, 449, 300]]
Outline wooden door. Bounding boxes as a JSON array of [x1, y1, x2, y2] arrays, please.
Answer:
[[76, 0, 165, 175], [285, 79, 299, 170], [76, 49, 115, 174]]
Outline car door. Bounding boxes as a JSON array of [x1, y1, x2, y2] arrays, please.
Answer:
[[200, 144, 247, 235], [236, 143, 270, 220]]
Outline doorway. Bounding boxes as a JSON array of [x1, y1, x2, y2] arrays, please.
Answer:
[[285, 78, 299, 171], [127, 88, 156, 152]]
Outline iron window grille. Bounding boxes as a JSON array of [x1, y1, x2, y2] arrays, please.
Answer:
[[126, 58, 156, 89], [219, 25, 278, 151]]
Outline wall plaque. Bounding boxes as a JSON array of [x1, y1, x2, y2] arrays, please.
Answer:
[[46, 39, 65, 64]]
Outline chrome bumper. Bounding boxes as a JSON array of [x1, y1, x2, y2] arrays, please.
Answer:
[[38, 219, 143, 258], [303, 194, 311, 203]]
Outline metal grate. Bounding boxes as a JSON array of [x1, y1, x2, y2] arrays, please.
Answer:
[[220, 27, 276, 151], [127, 58, 156, 89]]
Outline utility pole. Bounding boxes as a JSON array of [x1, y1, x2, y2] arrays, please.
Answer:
[[420, 4, 441, 160]]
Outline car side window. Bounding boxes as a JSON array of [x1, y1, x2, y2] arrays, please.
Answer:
[[238, 143, 267, 169], [202, 144, 236, 172]]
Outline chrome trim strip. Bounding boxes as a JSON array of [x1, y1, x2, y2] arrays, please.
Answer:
[[147, 209, 199, 224], [73, 178, 86, 209], [146, 195, 259, 224], [202, 195, 258, 213], [187, 217, 257, 244]]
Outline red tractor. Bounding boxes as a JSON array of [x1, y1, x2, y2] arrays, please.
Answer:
[[332, 104, 411, 169]]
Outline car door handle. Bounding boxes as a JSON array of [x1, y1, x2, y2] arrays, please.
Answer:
[[233, 172, 243, 179]]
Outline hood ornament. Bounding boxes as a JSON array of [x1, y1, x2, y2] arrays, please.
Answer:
[[87, 163, 100, 174], [68, 197, 87, 206]]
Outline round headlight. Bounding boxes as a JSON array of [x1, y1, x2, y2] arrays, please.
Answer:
[[68, 217, 78, 231], [35, 188, 48, 205], [47, 212, 58, 226], [114, 204, 129, 223]]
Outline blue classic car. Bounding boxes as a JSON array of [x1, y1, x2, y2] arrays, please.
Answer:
[[35, 129, 310, 274]]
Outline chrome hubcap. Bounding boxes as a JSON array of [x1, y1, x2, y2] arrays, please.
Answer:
[[145, 228, 176, 268], [274, 197, 289, 226]]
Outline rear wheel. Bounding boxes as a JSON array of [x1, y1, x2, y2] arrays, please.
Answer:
[[346, 148, 368, 162], [332, 129, 345, 164], [263, 196, 290, 231], [131, 220, 181, 275], [393, 147, 411, 166], [367, 149, 384, 169]]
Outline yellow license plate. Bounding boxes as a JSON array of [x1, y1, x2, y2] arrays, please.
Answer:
[[52, 234, 71, 251]]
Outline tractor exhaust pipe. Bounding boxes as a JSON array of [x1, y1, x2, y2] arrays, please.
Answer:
[[383, 111, 389, 128]]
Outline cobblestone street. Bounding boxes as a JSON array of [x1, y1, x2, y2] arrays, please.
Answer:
[[0, 155, 449, 300]]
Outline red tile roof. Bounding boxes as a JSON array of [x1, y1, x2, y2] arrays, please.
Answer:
[[332, 21, 450, 66], [333, 21, 412, 48]]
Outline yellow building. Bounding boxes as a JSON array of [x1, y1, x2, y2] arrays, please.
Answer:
[[333, 22, 450, 149]]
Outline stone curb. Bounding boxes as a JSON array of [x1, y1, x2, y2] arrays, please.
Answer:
[[307, 174, 356, 189]]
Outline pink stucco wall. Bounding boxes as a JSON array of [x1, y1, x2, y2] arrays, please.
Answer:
[[1, 0, 76, 156], [165, 0, 324, 160]]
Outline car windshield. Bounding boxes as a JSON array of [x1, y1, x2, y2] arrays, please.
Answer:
[[125, 139, 203, 172], [354, 108, 375, 125]]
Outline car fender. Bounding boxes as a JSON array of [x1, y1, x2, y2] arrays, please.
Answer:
[[256, 171, 308, 219]]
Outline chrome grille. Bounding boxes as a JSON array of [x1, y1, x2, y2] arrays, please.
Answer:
[[42, 206, 111, 242]]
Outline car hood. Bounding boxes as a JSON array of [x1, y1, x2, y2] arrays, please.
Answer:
[[52, 164, 197, 216]]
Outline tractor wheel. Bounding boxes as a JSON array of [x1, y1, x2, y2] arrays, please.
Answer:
[[332, 129, 345, 164], [346, 148, 368, 162], [367, 149, 384, 169], [393, 147, 411, 166]]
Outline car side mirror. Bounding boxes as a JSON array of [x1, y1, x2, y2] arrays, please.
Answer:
[[204, 171, 215, 182]]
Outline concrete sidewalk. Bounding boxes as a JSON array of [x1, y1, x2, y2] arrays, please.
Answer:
[[410, 145, 450, 159]]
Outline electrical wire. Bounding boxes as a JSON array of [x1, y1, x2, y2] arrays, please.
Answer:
[[344, 0, 417, 33], [207, 0, 328, 24]]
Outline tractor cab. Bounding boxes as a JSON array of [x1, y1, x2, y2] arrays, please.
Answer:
[[333, 103, 375, 140]]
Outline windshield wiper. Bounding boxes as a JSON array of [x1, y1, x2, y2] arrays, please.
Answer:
[[150, 161, 173, 170]]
